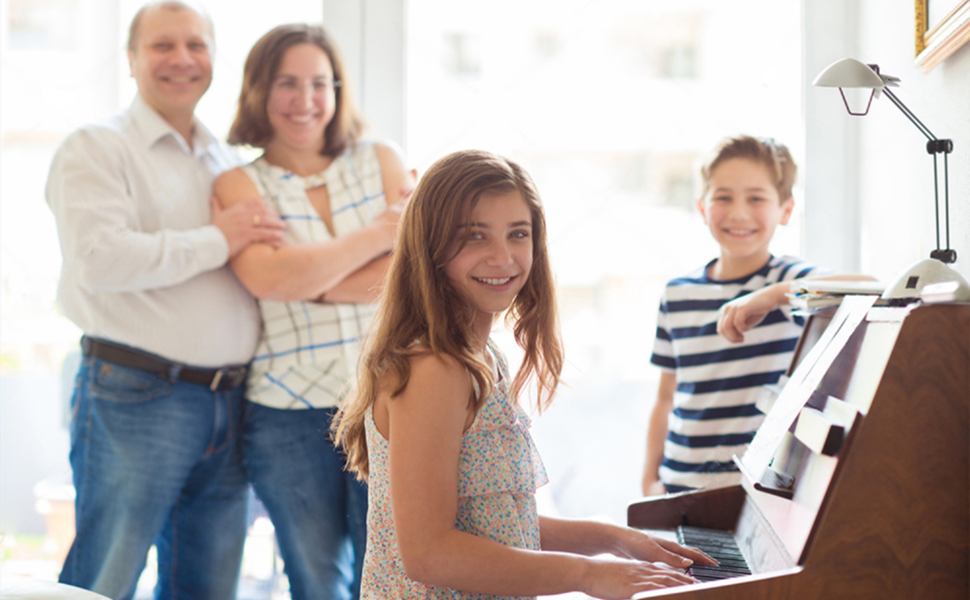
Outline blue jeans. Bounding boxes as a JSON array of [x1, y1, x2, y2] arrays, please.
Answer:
[[60, 355, 249, 600], [242, 402, 368, 600]]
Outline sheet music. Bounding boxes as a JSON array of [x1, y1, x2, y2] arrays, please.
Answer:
[[741, 295, 878, 481]]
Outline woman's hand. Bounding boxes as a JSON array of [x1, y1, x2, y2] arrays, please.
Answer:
[[370, 201, 405, 253], [582, 556, 697, 599], [371, 173, 417, 251], [614, 528, 717, 570]]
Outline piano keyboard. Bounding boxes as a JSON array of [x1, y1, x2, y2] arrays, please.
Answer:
[[677, 526, 752, 582]]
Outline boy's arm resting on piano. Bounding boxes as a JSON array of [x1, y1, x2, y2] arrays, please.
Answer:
[[718, 274, 879, 343], [642, 372, 676, 496]]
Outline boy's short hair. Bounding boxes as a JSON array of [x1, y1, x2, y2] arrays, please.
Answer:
[[699, 135, 797, 201]]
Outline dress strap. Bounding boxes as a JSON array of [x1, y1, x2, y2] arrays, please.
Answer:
[[486, 338, 508, 384]]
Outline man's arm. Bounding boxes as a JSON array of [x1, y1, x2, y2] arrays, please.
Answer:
[[642, 371, 676, 496], [46, 129, 281, 293]]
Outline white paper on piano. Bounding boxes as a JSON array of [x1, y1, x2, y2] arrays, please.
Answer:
[[740, 295, 879, 481], [795, 279, 885, 295]]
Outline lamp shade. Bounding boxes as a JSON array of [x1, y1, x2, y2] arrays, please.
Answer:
[[813, 58, 884, 89]]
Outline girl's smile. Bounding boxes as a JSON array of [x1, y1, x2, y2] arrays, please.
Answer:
[[444, 189, 533, 333]]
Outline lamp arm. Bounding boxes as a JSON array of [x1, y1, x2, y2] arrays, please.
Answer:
[[944, 152, 951, 250], [880, 89, 956, 263], [934, 154, 942, 250], [883, 88, 937, 141]]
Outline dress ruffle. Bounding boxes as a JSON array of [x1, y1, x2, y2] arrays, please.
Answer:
[[458, 402, 548, 498]]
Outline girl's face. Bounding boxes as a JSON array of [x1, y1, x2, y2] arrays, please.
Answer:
[[266, 43, 337, 152], [698, 157, 793, 273], [444, 189, 534, 330]]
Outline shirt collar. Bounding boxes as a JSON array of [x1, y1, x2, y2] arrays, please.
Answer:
[[130, 94, 219, 158]]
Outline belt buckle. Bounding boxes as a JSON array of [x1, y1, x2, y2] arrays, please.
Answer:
[[227, 367, 247, 388], [209, 367, 246, 391], [209, 370, 224, 391]]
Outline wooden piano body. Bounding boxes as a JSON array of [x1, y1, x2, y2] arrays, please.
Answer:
[[628, 302, 969, 599]]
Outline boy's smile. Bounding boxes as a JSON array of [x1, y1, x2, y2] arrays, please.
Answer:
[[697, 157, 793, 280]]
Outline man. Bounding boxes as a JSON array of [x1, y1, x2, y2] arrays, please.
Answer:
[[45, 2, 284, 598]]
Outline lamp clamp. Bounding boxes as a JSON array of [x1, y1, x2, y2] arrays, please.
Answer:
[[930, 249, 957, 264]]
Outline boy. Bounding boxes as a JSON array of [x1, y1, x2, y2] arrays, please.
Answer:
[[642, 135, 827, 495]]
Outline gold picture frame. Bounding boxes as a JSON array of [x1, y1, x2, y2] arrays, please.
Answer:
[[915, 0, 970, 71]]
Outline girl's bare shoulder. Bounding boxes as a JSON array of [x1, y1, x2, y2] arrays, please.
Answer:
[[406, 350, 468, 395]]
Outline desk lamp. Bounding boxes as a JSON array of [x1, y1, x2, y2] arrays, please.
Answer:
[[813, 57, 969, 304]]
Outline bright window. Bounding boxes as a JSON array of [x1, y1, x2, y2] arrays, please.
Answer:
[[406, 0, 804, 523]]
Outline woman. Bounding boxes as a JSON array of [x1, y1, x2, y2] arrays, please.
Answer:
[[215, 24, 412, 600]]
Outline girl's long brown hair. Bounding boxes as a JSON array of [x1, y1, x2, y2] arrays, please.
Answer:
[[333, 149, 563, 480]]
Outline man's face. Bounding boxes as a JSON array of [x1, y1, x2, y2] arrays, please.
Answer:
[[128, 6, 213, 123]]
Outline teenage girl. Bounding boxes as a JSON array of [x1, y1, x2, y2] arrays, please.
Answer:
[[334, 149, 714, 599]]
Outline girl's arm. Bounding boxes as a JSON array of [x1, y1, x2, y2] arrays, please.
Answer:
[[642, 371, 676, 496], [386, 354, 697, 599], [718, 273, 879, 343], [538, 516, 715, 566], [213, 163, 401, 302]]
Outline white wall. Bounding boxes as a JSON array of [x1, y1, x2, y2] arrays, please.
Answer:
[[804, 0, 970, 283], [323, 0, 407, 149], [857, 0, 970, 284]]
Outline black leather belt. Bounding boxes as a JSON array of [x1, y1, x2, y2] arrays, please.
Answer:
[[81, 336, 247, 391]]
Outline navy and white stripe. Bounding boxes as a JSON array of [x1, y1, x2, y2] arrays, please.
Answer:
[[244, 142, 386, 410], [650, 255, 823, 489]]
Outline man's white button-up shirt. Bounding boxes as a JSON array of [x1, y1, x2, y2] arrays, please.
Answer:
[[46, 95, 260, 367]]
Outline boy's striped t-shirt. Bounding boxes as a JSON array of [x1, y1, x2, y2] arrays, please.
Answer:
[[650, 255, 823, 490]]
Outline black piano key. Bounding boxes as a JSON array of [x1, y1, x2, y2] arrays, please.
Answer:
[[689, 567, 750, 582], [703, 557, 749, 568], [677, 525, 752, 581]]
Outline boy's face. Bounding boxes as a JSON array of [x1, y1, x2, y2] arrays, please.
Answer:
[[697, 157, 794, 270]]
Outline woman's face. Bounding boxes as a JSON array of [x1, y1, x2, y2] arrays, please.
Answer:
[[266, 43, 337, 153]]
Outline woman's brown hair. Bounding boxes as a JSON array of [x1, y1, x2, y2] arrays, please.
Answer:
[[228, 24, 364, 156], [333, 149, 564, 480]]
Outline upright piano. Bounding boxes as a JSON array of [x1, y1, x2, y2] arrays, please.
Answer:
[[628, 301, 969, 599]]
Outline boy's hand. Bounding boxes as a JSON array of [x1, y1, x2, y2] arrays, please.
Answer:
[[717, 283, 788, 343], [642, 479, 667, 496]]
